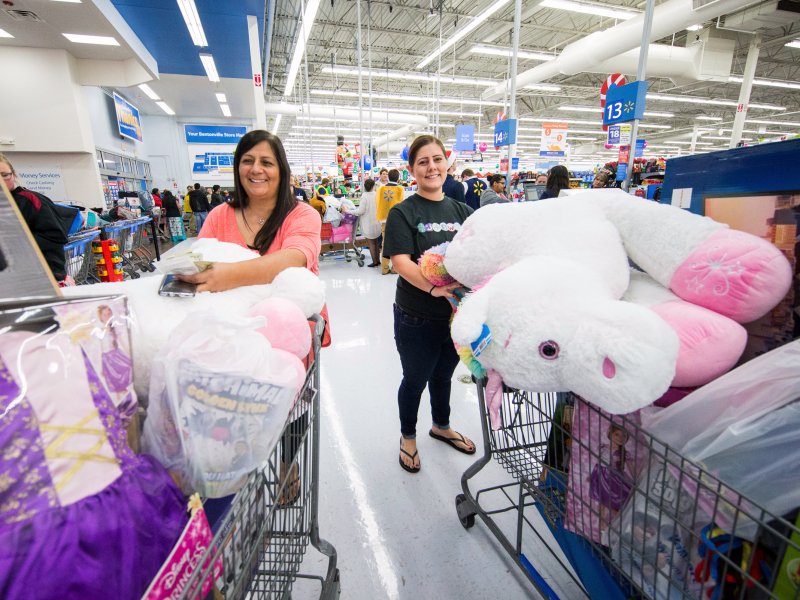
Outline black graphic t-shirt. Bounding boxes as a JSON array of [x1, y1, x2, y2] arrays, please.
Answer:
[[383, 193, 473, 320]]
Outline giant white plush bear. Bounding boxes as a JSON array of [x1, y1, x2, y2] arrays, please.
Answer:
[[444, 189, 792, 424], [63, 240, 326, 399]]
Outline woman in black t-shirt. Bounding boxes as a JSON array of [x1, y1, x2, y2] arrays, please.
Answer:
[[383, 135, 476, 473]]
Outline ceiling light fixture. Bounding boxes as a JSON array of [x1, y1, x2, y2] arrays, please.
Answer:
[[695, 115, 723, 121], [138, 83, 160, 100], [271, 115, 281, 133], [155, 101, 175, 116], [540, 0, 638, 20], [0, 29, 14, 39], [176, 0, 208, 47], [220, 104, 231, 117], [322, 66, 498, 87], [284, 0, 321, 95], [310, 89, 506, 107], [647, 92, 785, 111], [62, 33, 119, 45], [746, 118, 800, 127], [556, 105, 674, 118], [199, 53, 220, 82], [216, 93, 227, 103], [784, 40, 800, 49], [638, 124, 672, 129], [686, 24, 703, 31], [523, 83, 562, 92], [417, 0, 512, 69], [469, 44, 556, 62], [728, 75, 800, 91]]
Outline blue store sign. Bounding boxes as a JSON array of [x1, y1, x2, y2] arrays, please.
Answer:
[[184, 124, 248, 144], [454, 125, 475, 151], [603, 81, 647, 126], [113, 93, 143, 142], [494, 119, 517, 147]]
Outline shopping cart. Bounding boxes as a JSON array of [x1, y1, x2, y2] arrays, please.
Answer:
[[63, 230, 101, 285], [455, 383, 800, 600], [179, 316, 340, 599], [320, 213, 365, 267], [101, 218, 156, 278]]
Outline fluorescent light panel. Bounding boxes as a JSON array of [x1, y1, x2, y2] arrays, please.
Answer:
[[557, 105, 673, 118], [729, 75, 800, 91], [216, 93, 227, 103], [322, 66, 498, 87], [199, 53, 219, 82], [62, 33, 119, 45], [310, 89, 505, 107], [647, 92, 784, 111], [176, 0, 208, 47], [417, 0, 511, 69], [138, 83, 160, 100], [523, 83, 562, 92], [696, 115, 723, 121], [284, 0, 321, 95], [469, 44, 555, 62], [0, 29, 14, 39], [540, 0, 638, 20], [686, 24, 703, 31], [271, 115, 282, 134], [155, 101, 175, 115], [220, 104, 231, 117], [784, 40, 800, 49]]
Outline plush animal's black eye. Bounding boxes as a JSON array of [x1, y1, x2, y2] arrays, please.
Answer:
[[539, 341, 560, 360]]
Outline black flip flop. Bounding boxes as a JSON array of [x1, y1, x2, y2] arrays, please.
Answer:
[[429, 430, 476, 455], [399, 439, 420, 473]]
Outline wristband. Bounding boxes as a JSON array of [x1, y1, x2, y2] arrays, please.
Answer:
[[429, 284, 436, 295]]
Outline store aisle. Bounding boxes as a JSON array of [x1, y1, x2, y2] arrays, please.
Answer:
[[292, 257, 584, 600]]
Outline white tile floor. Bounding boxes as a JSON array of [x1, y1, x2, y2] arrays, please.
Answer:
[[291, 254, 586, 600]]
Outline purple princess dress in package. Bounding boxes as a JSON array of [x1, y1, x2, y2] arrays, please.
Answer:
[[0, 297, 187, 600]]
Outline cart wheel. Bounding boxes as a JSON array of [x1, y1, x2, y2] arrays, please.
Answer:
[[357, 257, 365, 267], [455, 494, 476, 529]]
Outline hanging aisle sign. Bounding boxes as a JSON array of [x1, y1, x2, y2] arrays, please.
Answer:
[[603, 81, 648, 126], [607, 123, 632, 146], [494, 119, 517, 147], [539, 122, 568, 157], [454, 125, 475, 151]]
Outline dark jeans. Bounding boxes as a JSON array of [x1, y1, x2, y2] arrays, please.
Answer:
[[393, 304, 460, 438]]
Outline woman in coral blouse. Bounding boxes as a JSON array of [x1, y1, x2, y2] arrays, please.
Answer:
[[179, 130, 322, 291]]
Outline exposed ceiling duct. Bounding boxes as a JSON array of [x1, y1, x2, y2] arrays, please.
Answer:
[[372, 125, 415, 150], [483, 0, 760, 99], [719, 0, 800, 31]]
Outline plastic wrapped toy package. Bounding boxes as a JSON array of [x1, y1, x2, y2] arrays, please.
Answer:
[[0, 296, 187, 600], [143, 311, 306, 498]]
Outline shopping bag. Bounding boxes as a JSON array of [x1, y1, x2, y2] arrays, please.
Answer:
[[143, 311, 304, 498]]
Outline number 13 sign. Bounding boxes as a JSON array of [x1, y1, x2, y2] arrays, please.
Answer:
[[602, 81, 648, 126]]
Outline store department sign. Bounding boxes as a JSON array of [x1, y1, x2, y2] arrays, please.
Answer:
[[454, 125, 475, 152], [113, 93, 143, 142], [184, 125, 247, 144], [15, 165, 66, 202], [539, 122, 568, 157]]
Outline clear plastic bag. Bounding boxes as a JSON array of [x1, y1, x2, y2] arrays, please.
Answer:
[[142, 311, 304, 498], [642, 339, 800, 539]]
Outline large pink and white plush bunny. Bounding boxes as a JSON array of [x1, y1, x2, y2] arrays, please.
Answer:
[[443, 189, 792, 426]]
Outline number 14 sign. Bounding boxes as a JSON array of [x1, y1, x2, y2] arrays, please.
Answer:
[[602, 81, 648, 126]]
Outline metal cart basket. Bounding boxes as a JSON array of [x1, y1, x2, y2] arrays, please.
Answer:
[[455, 382, 800, 600], [179, 315, 339, 599], [320, 214, 364, 267], [63, 230, 101, 285], [101, 217, 156, 278]]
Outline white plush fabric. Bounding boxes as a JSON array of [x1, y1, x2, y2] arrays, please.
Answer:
[[63, 243, 325, 400], [451, 257, 679, 415], [444, 189, 789, 417]]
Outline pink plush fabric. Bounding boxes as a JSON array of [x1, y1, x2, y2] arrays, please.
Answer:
[[669, 229, 792, 323], [651, 300, 747, 387]]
